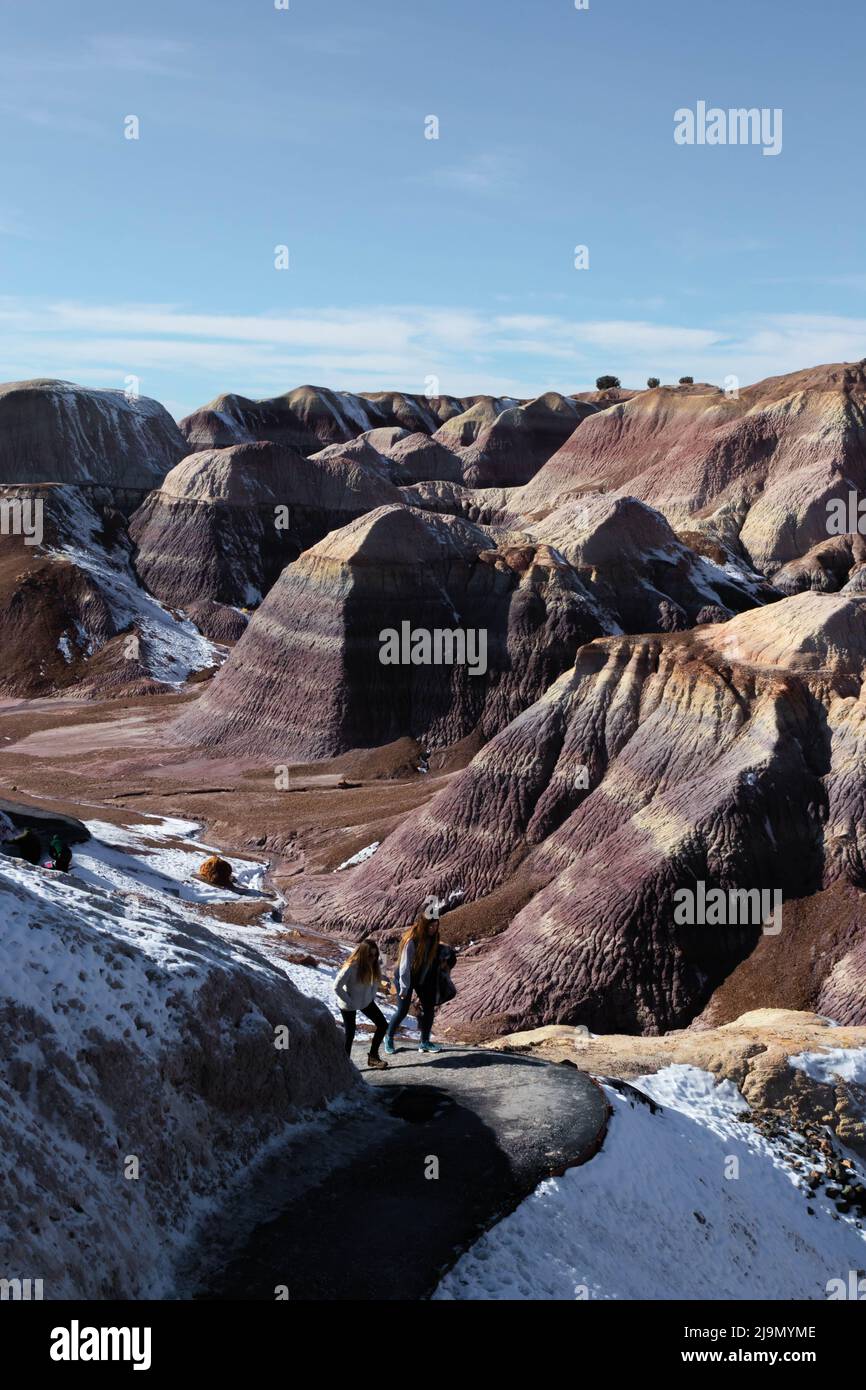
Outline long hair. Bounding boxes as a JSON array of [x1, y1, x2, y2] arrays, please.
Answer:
[[397, 913, 440, 983], [343, 938, 380, 985]]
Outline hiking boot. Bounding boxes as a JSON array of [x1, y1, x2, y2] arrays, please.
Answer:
[[418, 1041, 443, 1054], [383, 1037, 396, 1055], [367, 1055, 389, 1071]]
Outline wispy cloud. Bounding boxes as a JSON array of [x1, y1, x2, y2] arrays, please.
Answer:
[[418, 151, 522, 194], [1, 299, 864, 415], [0, 33, 193, 80]]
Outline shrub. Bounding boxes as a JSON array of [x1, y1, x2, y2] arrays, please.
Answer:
[[596, 375, 621, 391], [647, 377, 660, 389]]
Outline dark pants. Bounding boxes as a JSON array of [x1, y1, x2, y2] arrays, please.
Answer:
[[387, 983, 436, 1046], [340, 1002, 388, 1058]]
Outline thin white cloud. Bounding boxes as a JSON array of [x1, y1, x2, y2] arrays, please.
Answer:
[[0, 34, 193, 80], [1, 299, 864, 415], [418, 151, 522, 194]]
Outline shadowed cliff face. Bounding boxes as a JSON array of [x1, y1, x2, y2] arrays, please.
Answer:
[[514, 362, 866, 574], [286, 592, 866, 1038], [174, 504, 613, 760]]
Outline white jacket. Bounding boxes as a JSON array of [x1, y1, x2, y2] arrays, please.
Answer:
[[334, 960, 378, 1012]]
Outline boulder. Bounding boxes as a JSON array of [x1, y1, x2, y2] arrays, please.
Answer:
[[198, 854, 234, 888]]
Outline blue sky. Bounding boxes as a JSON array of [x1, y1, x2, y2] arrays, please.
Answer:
[[0, 0, 864, 418]]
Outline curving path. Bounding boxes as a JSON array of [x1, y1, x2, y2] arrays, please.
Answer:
[[199, 1042, 609, 1301]]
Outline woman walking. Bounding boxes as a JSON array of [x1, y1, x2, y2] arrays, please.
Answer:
[[334, 939, 390, 1070], [384, 898, 443, 1055]]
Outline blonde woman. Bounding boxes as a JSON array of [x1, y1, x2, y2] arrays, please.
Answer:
[[384, 897, 443, 1055], [334, 938, 389, 1070]]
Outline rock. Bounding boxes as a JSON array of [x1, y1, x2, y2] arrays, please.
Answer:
[[382, 432, 463, 485], [182, 600, 249, 644], [198, 855, 234, 888], [484, 1009, 866, 1158], [0, 798, 90, 846], [772, 535, 866, 596], [435, 392, 596, 487], [522, 494, 763, 629], [178, 385, 465, 458]]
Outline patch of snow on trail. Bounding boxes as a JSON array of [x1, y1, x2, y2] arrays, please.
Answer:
[[434, 1064, 866, 1301]]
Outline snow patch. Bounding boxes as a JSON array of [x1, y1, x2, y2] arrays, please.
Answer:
[[434, 1064, 866, 1301]]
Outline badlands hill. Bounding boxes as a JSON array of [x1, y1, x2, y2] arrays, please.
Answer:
[[514, 361, 866, 574], [178, 385, 591, 485], [129, 439, 398, 610], [174, 503, 613, 759], [0, 380, 186, 504], [175, 494, 758, 762], [288, 590, 866, 1038], [179, 385, 468, 455]]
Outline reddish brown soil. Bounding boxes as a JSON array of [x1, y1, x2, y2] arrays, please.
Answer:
[[0, 692, 457, 896]]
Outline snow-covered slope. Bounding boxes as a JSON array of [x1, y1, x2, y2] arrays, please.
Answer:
[[0, 845, 355, 1299], [435, 1064, 866, 1300], [0, 483, 219, 696]]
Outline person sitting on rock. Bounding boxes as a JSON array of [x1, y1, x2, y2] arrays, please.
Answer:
[[384, 896, 444, 1056], [334, 938, 390, 1071], [48, 834, 72, 872]]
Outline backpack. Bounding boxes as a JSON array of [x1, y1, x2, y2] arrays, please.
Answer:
[[437, 945, 458, 1004]]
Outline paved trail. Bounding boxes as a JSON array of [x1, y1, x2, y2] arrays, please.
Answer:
[[199, 1042, 609, 1301]]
